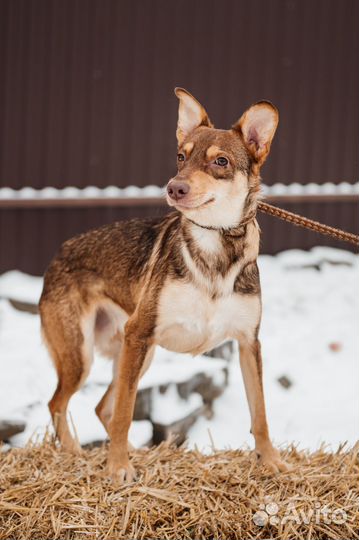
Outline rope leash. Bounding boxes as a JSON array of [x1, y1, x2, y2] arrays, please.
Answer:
[[258, 201, 359, 247]]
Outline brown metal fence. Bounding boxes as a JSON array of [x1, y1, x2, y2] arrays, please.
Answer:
[[0, 0, 358, 274]]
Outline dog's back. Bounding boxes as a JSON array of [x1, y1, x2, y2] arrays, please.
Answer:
[[41, 216, 166, 311]]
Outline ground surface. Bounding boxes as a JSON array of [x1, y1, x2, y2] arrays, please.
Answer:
[[0, 246, 358, 451], [0, 442, 358, 539]]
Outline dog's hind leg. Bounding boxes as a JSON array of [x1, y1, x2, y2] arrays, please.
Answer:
[[95, 360, 136, 452], [95, 336, 155, 450], [41, 303, 94, 453], [95, 359, 118, 436], [94, 307, 124, 436]]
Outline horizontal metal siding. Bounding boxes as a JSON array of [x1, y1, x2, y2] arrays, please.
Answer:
[[0, 0, 358, 189], [0, 204, 168, 274], [0, 201, 357, 275], [258, 200, 359, 254]]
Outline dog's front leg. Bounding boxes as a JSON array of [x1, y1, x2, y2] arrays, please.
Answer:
[[238, 338, 289, 472], [108, 318, 153, 483]]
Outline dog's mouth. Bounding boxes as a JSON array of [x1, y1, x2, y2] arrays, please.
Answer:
[[167, 196, 215, 210]]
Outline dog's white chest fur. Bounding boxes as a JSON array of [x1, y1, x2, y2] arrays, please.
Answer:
[[155, 280, 260, 355]]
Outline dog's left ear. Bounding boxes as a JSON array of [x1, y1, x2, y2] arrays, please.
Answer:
[[175, 88, 213, 145], [232, 101, 278, 165]]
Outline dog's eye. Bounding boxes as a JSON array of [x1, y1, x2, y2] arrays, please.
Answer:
[[177, 153, 185, 162], [215, 157, 228, 167]]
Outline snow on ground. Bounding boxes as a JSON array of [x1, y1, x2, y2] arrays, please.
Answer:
[[0, 270, 43, 304], [0, 247, 358, 452]]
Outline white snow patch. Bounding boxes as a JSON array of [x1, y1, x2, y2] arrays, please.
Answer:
[[151, 385, 203, 424], [277, 247, 357, 268], [139, 349, 226, 390], [0, 271, 43, 304]]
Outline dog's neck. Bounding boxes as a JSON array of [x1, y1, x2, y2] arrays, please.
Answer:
[[182, 185, 259, 240], [178, 213, 258, 289], [185, 210, 256, 238]]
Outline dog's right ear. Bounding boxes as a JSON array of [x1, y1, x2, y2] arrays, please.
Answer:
[[232, 101, 279, 166], [174, 88, 213, 145]]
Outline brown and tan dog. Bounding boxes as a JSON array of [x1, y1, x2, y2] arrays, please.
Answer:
[[40, 88, 288, 482]]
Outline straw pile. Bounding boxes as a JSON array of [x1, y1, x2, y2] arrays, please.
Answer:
[[0, 440, 358, 539]]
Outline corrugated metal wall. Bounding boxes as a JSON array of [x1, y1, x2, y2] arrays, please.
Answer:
[[1, 0, 358, 188], [0, 0, 358, 274]]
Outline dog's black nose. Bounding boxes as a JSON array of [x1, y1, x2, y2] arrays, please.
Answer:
[[167, 181, 190, 201]]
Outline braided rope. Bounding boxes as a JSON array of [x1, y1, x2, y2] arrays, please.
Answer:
[[258, 201, 359, 247]]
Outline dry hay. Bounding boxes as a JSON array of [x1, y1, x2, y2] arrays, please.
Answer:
[[0, 440, 358, 539]]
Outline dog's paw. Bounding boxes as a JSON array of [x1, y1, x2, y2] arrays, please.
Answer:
[[257, 447, 291, 473], [62, 438, 82, 455], [108, 460, 137, 484]]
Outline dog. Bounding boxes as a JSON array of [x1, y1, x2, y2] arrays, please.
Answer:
[[39, 88, 288, 482]]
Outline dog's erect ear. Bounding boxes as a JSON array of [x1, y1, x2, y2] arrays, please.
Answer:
[[175, 88, 213, 145], [233, 101, 278, 165]]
